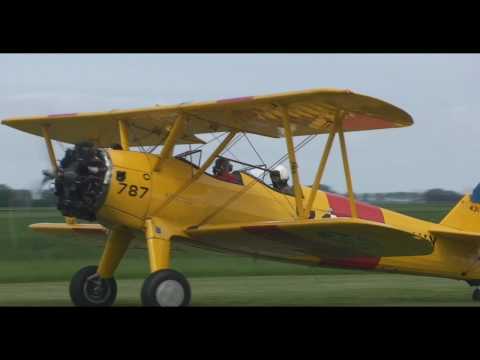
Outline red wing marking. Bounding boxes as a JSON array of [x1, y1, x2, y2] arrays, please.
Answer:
[[217, 96, 254, 104], [321, 256, 380, 269], [47, 113, 78, 117], [342, 113, 397, 131]]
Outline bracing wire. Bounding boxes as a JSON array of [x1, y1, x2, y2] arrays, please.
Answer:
[[194, 134, 319, 227], [222, 133, 245, 157], [211, 133, 241, 161], [244, 133, 266, 167], [193, 132, 228, 151]]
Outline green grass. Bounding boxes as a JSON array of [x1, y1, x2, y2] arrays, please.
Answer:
[[0, 273, 476, 306]]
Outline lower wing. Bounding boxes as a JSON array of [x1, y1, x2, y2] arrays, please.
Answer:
[[30, 223, 108, 239], [186, 218, 433, 258]]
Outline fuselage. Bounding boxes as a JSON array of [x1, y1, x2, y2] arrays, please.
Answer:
[[93, 149, 480, 282]]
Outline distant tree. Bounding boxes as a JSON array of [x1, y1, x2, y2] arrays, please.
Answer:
[[423, 188, 462, 202], [0, 184, 57, 208], [8, 189, 32, 207], [0, 184, 11, 207], [32, 189, 57, 207], [319, 184, 336, 193]]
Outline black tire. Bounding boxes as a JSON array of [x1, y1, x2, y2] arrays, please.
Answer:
[[473, 288, 480, 301], [141, 269, 191, 307], [69, 265, 117, 307]]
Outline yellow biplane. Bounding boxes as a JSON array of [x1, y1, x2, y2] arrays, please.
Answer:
[[3, 88, 480, 306]]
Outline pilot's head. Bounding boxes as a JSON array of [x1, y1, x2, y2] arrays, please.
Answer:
[[213, 158, 233, 175], [270, 165, 289, 188]]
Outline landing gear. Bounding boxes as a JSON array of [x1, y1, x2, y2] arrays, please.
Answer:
[[141, 218, 191, 307], [69, 265, 117, 307], [141, 269, 191, 307], [473, 288, 480, 301]]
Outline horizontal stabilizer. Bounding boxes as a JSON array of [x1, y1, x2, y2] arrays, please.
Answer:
[[187, 218, 433, 258], [430, 226, 480, 245]]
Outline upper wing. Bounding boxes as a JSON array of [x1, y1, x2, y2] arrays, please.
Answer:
[[186, 217, 433, 258], [2, 88, 413, 147]]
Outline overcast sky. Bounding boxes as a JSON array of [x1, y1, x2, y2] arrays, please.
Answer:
[[0, 53, 478, 194]]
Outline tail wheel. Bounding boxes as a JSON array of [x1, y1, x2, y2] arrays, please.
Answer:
[[473, 288, 480, 301], [141, 269, 191, 307], [69, 265, 117, 307]]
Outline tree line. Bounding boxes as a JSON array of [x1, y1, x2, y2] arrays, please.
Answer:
[[319, 185, 463, 203], [0, 185, 57, 207]]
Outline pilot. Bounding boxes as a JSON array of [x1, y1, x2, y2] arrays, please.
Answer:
[[213, 158, 241, 184], [270, 165, 293, 195]]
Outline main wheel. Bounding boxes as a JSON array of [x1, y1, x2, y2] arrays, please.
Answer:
[[141, 269, 191, 307], [473, 288, 480, 301], [69, 265, 117, 307]]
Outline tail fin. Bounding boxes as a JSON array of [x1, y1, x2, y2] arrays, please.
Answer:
[[440, 194, 480, 232]]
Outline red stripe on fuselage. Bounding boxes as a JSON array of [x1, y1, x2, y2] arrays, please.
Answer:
[[326, 193, 384, 223]]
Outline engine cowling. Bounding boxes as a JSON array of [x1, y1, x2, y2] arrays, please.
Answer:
[[54, 142, 112, 221]]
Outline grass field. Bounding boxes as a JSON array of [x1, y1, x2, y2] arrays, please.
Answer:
[[1, 202, 474, 306], [0, 274, 477, 306]]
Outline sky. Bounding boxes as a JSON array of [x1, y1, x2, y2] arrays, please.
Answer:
[[0, 53, 478, 194]]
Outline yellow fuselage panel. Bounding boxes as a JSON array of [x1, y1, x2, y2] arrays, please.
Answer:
[[97, 150, 153, 230], [149, 158, 297, 226], [378, 208, 480, 280]]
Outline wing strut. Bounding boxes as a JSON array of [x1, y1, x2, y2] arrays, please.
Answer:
[[337, 111, 358, 218], [283, 108, 358, 219], [118, 119, 130, 150], [304, 124, 337, 216], [41, 125, 58, 173], [155, 113, 186, 171], [41, 125, 77, 224], [281, 106, 305, 218]]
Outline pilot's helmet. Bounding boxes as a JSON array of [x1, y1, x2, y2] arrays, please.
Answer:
[[274, 165, 289, 181], [270, 165, 289, 185], [213, 158, 233, 175]]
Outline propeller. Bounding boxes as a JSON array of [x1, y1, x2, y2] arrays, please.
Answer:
[[29, 139, 62, 200], [41, 169, 57, 185]]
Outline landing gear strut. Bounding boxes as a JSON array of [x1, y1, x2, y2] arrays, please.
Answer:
[[142, 219, 191, 307], [68, 219, 192, 307]]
